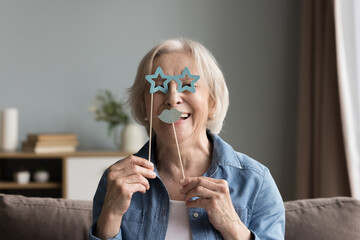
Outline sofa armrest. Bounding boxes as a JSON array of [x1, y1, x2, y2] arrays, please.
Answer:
[[284, 197, 360, 240], [0, 194, 92, 240]]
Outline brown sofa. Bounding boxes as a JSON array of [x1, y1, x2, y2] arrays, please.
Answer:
[[0, 194, 359, 240]]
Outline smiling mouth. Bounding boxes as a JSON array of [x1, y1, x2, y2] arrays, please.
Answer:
[[180, 113, 191, 120]]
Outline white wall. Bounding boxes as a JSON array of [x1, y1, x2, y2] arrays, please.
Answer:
[[0, 0, 301, 200]]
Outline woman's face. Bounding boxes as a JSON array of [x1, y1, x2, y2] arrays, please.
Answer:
[[144, 52, 214, 143]]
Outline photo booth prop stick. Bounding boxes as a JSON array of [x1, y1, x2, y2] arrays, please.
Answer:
[[145, 66, 200, 177], [158, 108, 185, 179], [145, 67, 169, 162], [148, 93, 153, 162]]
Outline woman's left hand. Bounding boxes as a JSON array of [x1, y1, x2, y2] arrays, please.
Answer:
[[180, 177, 252, 240]]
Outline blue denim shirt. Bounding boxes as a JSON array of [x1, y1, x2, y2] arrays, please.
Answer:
[[89, 133, 285, 240]]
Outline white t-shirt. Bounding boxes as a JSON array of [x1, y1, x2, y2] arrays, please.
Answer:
[[164, 200, 193, 240]]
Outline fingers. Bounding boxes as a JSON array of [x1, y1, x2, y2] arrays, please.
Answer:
[[121, 164, 156, 179], [179, 176, 240, 233], [126, 155, 154, 169], [118, 181, 148, 195], [100, 155, 157, 226], [180, 177, 226, 194], [108, 155, 156, 180], [106, 155, 156, 202], [183, 185, 215, 202], [185, 198, 209, 209], [110, 155, 154, 171], [124, 173, 151, 190], [180, 177, 229, 202]]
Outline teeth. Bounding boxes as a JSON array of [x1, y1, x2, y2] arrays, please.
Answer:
[[181, 113, 189, 118]]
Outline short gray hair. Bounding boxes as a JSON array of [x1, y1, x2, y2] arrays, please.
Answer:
[[128, 39, 229, 134]]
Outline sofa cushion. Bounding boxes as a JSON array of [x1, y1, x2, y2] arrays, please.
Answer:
[[0, 194, 92, 240], [1, 194, 359, 240], [285, 197, 360, 240]]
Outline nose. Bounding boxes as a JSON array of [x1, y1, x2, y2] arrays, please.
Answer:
[[165, 81, 182, 107]]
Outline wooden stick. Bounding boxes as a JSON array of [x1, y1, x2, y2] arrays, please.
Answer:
[[172, 123, 185, 179], [148, 94, 153, 161]]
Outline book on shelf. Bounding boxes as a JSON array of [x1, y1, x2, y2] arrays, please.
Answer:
[[22, 133, 78, 153], [23, 145, 77, 154], [27, 133, 77, 142], [23, 140, 78, 147]]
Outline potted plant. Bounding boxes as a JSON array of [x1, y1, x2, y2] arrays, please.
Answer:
[[91, 90, 129, 149], [91, 90, 145, 152], [92, 90, 129, 135]]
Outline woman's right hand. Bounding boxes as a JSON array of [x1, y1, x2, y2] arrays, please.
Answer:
[[95, 155, 156, 239]]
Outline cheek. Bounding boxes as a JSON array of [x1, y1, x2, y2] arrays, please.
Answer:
[[146, 93, 165, 116], [144, 94, 154, 117], [194, 91, 211, 108]]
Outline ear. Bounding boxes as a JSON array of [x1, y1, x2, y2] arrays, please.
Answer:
[[208, 97, 216, 119]]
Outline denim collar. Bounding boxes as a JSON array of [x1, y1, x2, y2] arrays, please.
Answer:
[[135, 130, 243, 178]]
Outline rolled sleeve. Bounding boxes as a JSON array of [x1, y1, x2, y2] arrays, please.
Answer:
[[249, 168, 285, 240], [89, 169, 123, 240], [88, 223, 122, 240]]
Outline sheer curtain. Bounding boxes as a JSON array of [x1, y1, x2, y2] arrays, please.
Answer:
[[334, 0, 360, 200]]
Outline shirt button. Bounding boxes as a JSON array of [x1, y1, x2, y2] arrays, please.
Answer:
[[193, 212, 199, 218]]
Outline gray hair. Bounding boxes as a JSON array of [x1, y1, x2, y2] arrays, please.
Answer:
[[128, 39, 229, 134]]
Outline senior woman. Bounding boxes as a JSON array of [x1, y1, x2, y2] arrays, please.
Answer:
[[89, 39, 285, 240]]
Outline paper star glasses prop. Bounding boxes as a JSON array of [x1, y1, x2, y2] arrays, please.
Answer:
[[145, 67, 200, 179], [145, 67, 200, 94]]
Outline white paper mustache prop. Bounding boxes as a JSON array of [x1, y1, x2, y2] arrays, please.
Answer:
[[157, 108, 183, 124]]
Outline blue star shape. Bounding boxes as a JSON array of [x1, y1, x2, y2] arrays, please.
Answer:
[[174, 67, 200, 93], [145, 67, 171, 94], [145, 67, 200, 94]]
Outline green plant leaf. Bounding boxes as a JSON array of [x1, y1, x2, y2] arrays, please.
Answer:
[[92, 89, 129, 137]]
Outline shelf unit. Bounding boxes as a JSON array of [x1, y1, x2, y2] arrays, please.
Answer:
[[0, 182, 61, 189], [0, 151, 128, 199]]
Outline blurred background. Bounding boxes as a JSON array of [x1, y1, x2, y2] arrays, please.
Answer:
[[0, 0, 302, 200]]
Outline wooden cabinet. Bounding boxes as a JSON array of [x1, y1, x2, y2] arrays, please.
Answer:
[[0, 151, 127, 200]]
